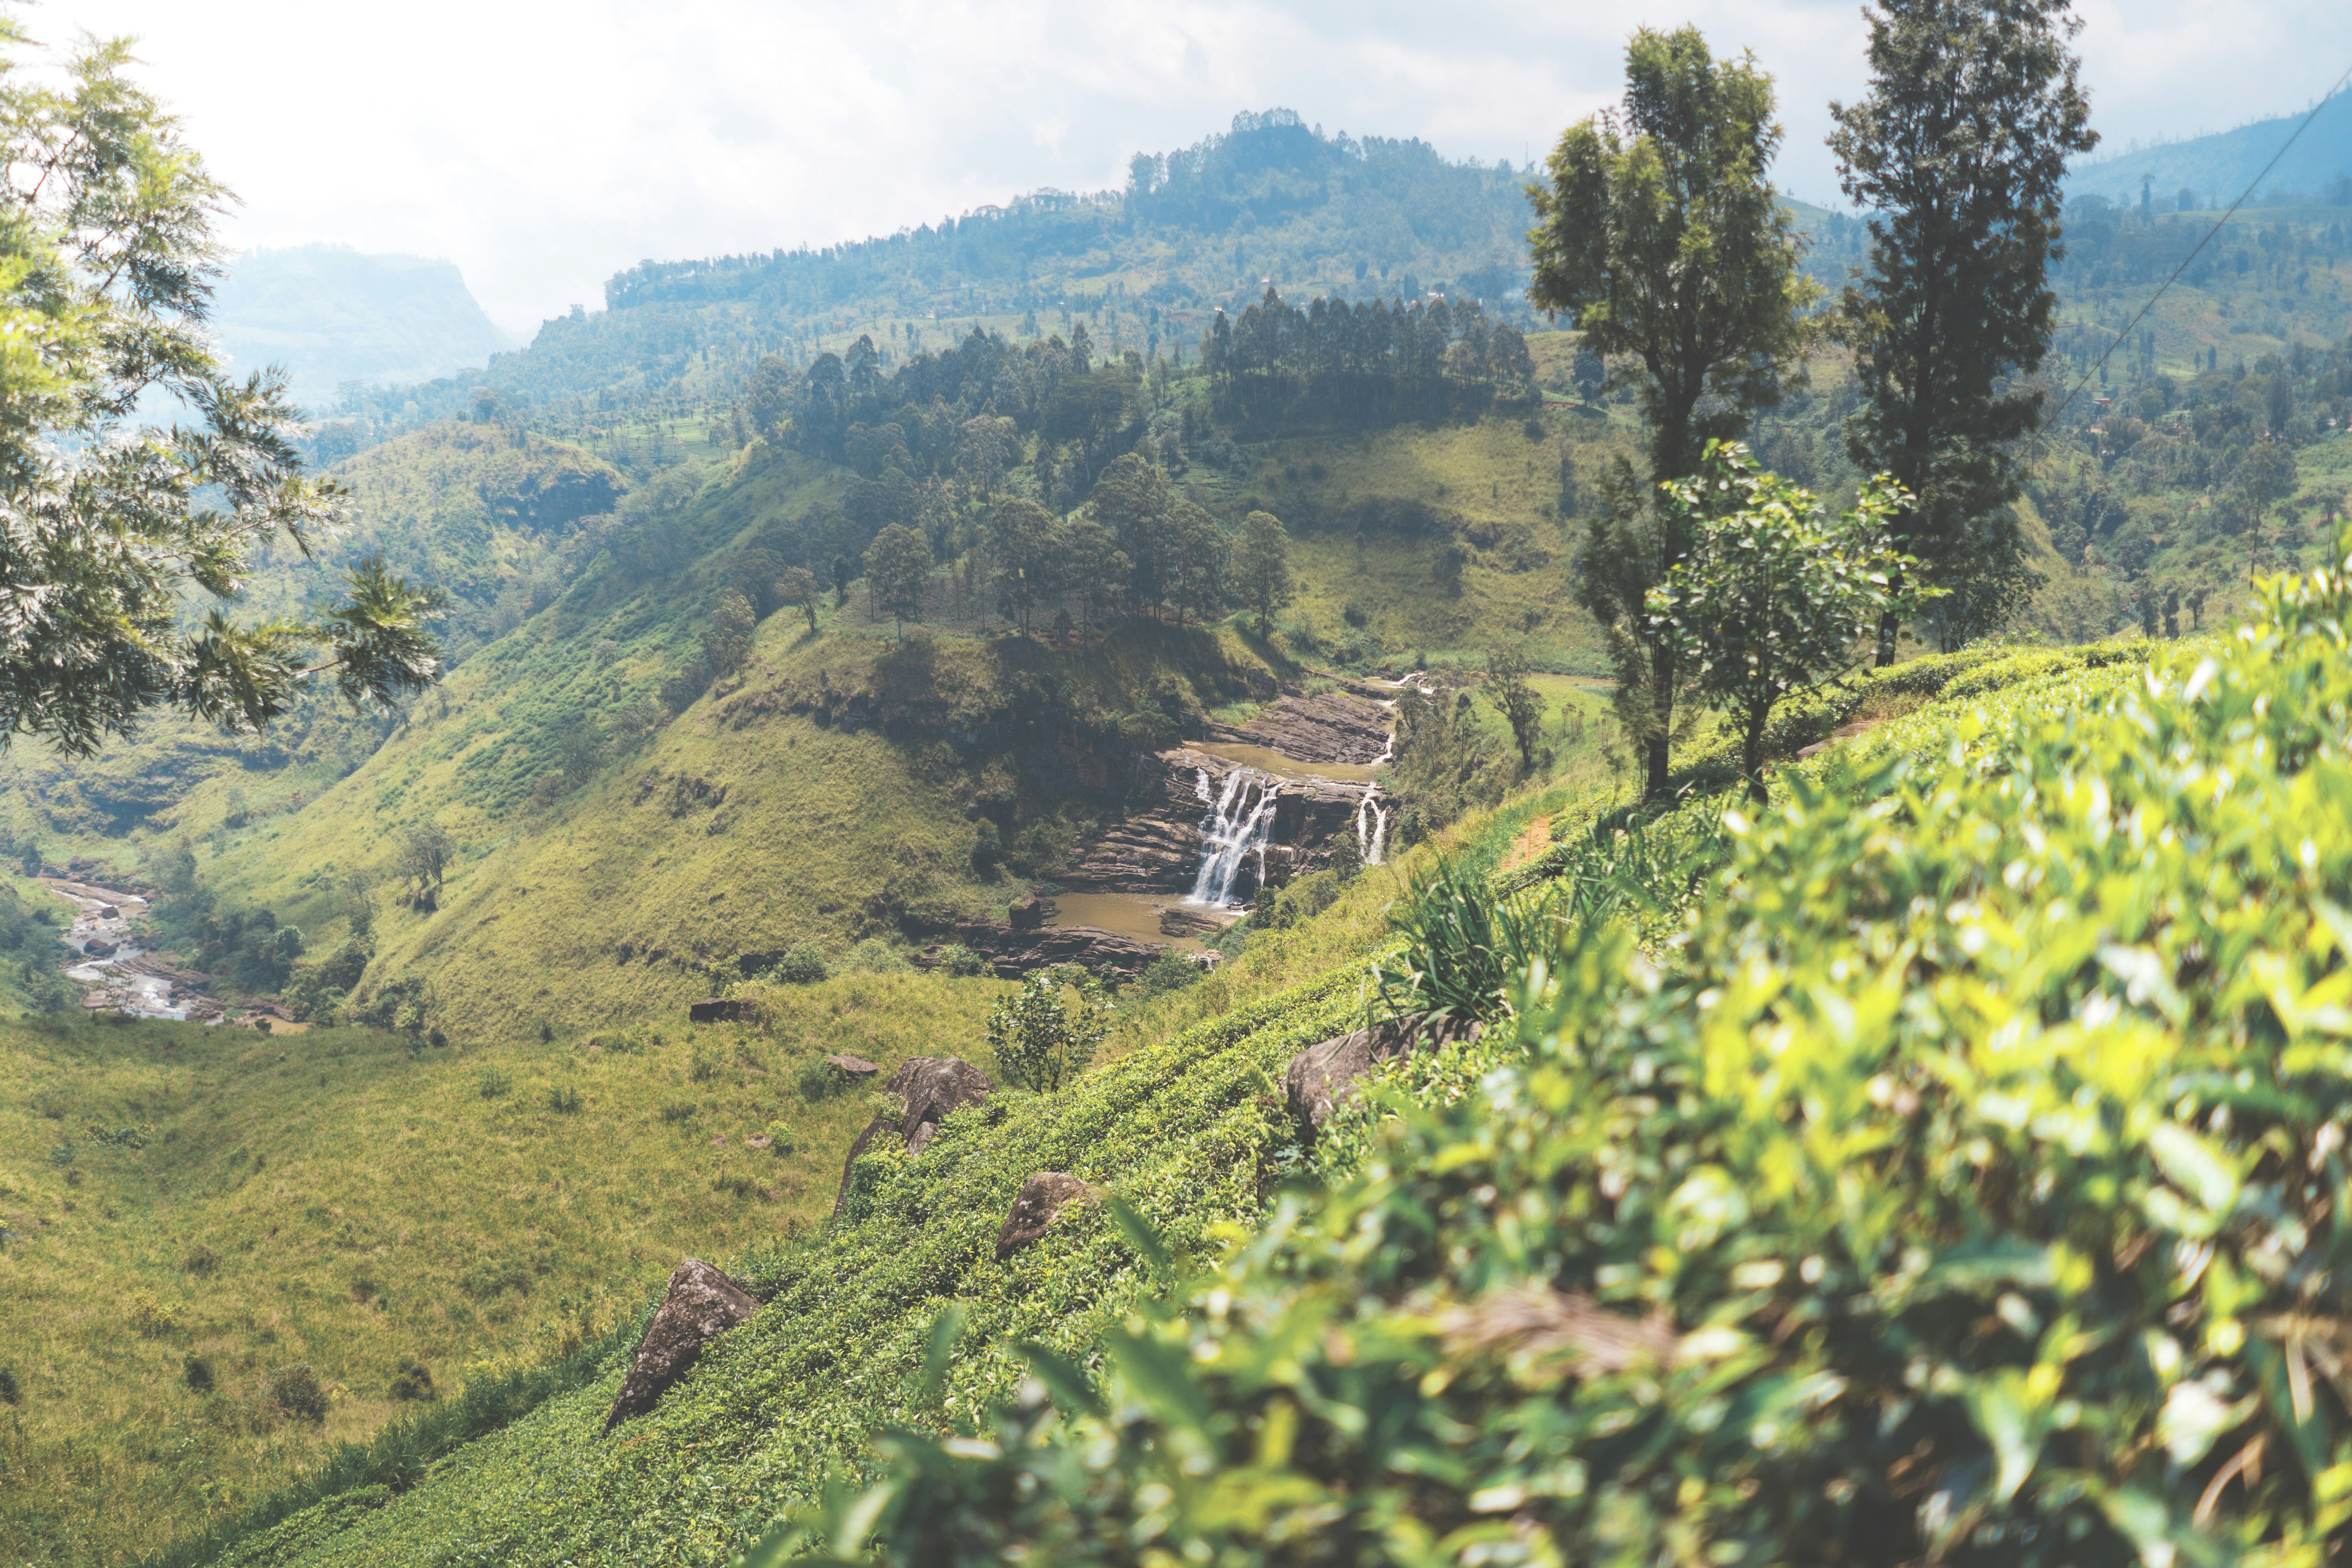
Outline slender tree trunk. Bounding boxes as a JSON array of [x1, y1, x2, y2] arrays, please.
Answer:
[[1742, 704, 1770, 806], [1644, 638, 1676, 802]]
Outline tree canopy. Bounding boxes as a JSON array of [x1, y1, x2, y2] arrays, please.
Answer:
[[1532, 27, 1813, 802], [1830, 0, 2096, 661], [0, 16, 444, 755]]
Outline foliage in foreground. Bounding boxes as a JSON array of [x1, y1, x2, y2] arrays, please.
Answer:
[[795, 544, 2352, 1564]]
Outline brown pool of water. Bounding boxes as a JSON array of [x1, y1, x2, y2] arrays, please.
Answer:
[[1192, 742, 1385, 784], [1049, 891, 1229, 951]]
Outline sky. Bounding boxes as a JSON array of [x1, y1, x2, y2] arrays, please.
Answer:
[[42, 0, 2352, 334]]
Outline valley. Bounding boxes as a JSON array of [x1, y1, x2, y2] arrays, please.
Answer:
[[0, 27, 2350, 1567]]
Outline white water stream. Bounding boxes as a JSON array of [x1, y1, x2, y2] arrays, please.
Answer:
[[48, 881, 203, 1020], [1187, 768, 1279, 906], [1354, 788, 1389, 865]]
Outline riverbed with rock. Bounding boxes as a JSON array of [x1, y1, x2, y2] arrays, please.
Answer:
[[46, 878, 222, 1020]]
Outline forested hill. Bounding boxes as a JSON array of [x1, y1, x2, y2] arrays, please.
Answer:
[[601, 110, 1534, 318], [321, 111, 1539, 456]]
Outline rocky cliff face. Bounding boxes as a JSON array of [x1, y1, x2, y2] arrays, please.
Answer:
[[1065, 747, 1381, 897], [1201, 689, 1393, 764]]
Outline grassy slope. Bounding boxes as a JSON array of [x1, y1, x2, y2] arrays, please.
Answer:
[[0, 424, 628, 877], [183, 410, 1628, 1042], [185, 639, 2107, 1568], [0, 969, 1013, 1565]]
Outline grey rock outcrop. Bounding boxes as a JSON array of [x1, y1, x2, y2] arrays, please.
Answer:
[[831, 1056, 996, 1218], [934, 921, 1164, 982], [994, 1171, 1094, 1261], [1284, 1013, 1485, 1133], [824, 1053, 880, 1079], [1202, 689, 1391, 764], [689, 998, 753, 1024], [602, 1259, 757, 1432]]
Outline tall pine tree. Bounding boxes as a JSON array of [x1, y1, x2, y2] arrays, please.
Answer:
[[1830, 0, 2096, 661]]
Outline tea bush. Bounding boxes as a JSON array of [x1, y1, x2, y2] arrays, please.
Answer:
[[800, 551, 2352, 1564]]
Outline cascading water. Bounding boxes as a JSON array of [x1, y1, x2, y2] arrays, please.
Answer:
[[1188, 767, 1278, 905], [1353, 787, 1389, 866]]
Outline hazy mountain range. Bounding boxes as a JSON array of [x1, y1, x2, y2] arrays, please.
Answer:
[[2067, 88, 2352, 208], [209, 244, 519, 416]]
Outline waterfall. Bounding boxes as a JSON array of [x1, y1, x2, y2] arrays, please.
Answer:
[[1188, 767, 1277, 906], [1354, 787, 1388, 866]]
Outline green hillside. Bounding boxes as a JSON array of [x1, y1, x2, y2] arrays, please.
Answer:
[[160, 595, 2352, 1566], [0, 980, 1010, 1563]]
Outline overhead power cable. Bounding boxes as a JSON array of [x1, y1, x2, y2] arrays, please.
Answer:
[[2038, 60, 2352, 443]]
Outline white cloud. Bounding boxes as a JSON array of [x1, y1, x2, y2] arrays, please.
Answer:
[[43, 0, 2348, 331]]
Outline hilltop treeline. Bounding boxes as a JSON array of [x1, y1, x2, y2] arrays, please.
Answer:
[[608, 111, 1530, 315], [1204, 288, 1536, 432]]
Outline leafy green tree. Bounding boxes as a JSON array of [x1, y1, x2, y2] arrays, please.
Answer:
[[777, 566, 822, 634], [1059, 513, 1128, 633], [1650, 443, 1932, 804], [2241, 437, 2296, 530], [984, 966, 1109, 1093], [394, 822, 454, 907], [1529, 26, 1813, 801], [1087, 455, 1182, 612], [1483, 647, 1549, 777], [986, 498, 1060, 635], [702, 588, 757, 679], [863, 523, 933, 644], [0, 20, 446, 755], [1231, 511, 1295, 635], [1830, 0, 2095, 661]]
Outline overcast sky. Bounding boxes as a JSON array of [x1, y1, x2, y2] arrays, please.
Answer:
[[45, 0, 2352, 334]]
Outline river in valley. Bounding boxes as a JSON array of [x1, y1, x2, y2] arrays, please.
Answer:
[[45, 878, 221, 1021]]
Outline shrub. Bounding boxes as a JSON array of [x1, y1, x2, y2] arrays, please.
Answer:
[[1134, 953, 1203, 1000], [126, 1291, 184, 1339], [544, 1083, 582, 1114], [764, 942, 831, 985], [0, 1365, 19, 1404], [265, 1365, 328, 1425], [984, 967, 1110, 1093], [182, 1244, 217, 1276], [764, 1122, 799, 1157], [475, 1067, 512, 1099], [658, 1100, 696, 1125], [388, 1355, 436, 1402], [935, 944, 990, 978], [688, 1044, 719, 1083], [182, 1356, 212, 1394], [846, 937, 911, 975], [792, 1055, 850, 1102]]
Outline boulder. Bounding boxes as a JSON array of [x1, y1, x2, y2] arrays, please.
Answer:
[[831, 1056, 996, 1218], [1284, 1013, 1484, 1133], [995, 1172, 1094, 1261], [891, 1056, 995, 1151], [824, 1053, 880, 1079], [601, 1259, 757, 1432], [944, 920, 1165, 982], [1007, 894, 1053, 930], [689, 998, 753, 1024]]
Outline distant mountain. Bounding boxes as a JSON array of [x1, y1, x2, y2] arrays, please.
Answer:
[[2069, 90, 2352, 209], [209, 245, 521, 416]]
